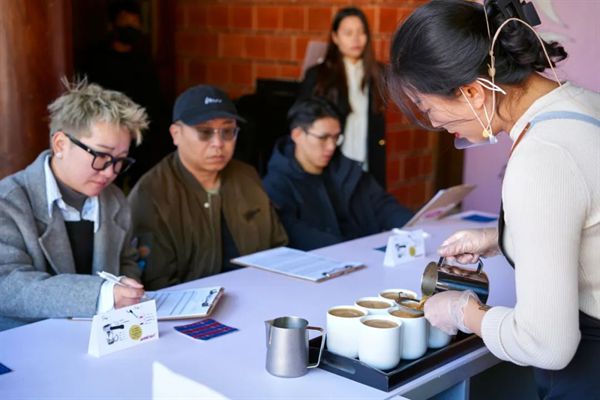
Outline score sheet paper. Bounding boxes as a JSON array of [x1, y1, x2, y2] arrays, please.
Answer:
[[146, 287, 223, 320], [231, 247, 364, 282], [88, 300, 159, 357]]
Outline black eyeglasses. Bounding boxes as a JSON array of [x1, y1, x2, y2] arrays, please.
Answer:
[[189, 126, 240, 142], [304, 129, 344, 146], [64, 133, 135, 175]]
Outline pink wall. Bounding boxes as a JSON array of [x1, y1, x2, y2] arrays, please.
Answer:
[[462, 0, 600, 213]]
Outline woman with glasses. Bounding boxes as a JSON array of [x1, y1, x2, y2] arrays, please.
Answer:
[[300, 7, 387, 188], [263, 97, 412, 250], [388, 1, 599, 397], [0, 80, 148, 331]]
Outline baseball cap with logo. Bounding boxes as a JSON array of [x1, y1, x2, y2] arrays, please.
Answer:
[[172, 85, 246, 125]]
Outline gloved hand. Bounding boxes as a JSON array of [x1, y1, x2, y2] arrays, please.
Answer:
[[423, 290, 479, 335], [438, 228, 500, 264]]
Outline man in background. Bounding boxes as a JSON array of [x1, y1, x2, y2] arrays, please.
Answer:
[[263, 96, 413, 250], [128, 85, 288, 290]]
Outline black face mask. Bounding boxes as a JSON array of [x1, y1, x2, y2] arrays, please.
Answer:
[[115, 26, 142, 45]]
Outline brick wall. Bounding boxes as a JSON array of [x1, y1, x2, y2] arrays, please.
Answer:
[[174, 0, 436, 210]]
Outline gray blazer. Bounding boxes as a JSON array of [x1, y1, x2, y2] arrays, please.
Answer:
[[0, 151, 141, 330]]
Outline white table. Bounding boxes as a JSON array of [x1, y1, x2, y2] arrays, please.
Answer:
[[0, 216, 515, 399]]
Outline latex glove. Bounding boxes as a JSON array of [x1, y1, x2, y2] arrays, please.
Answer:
[[438, 228, 500, 264], [424, 290, 479, 335]]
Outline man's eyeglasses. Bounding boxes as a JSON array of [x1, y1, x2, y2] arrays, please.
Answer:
[[189, 126, 240, 142], [304, 129, 344, 146], [64, 133, 135, 175]]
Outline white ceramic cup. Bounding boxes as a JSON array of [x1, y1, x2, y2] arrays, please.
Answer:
[[388, 306, 428, 360], [355, 297, 394, 315], [326, 305, 367, 358], [358, 315, 402, 370], [428, 321, 453, 349], [378, 288, 417, 303]]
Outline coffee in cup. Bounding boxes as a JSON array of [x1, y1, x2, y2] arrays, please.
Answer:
[[388, 306, 427, 360], [326, 305, 366, 359], [379, 288, 417, 303], [398, 296, 428, 311], [390, 308, 422, 318], [355, 297, 394, 315], [362, 319, 398, 329], [358, 315, 402, 370], [357, 300, 390, 309], [329, 308, 364, 318]]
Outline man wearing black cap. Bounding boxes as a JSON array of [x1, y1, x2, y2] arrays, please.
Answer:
[[128, 85, 288, 290]]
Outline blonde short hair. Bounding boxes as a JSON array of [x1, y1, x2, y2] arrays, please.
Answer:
[[48, 78, 149, 145]]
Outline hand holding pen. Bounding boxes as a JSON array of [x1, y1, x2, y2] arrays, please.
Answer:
[[97, 271, 147, 309]]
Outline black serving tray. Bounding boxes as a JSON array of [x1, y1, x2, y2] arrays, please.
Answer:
[[309, 332, 484, 392]]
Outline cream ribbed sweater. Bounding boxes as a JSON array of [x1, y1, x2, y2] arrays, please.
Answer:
[[481, 82, 600, 370]]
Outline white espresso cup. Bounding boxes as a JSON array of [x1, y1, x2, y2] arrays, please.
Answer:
[[378, 288, 417, 303], [326, 305, 367, 358], [355, 297, 394, 315], [388, 306, 428, 360], [358, 315, 402, 370], [428, 322, 453, 349]]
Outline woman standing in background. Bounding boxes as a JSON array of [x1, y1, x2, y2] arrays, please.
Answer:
[[300, 7, 387, 188]]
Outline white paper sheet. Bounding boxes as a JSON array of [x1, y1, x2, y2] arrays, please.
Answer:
[[145, 287, 223, 320], [231, 247, 364, 282]]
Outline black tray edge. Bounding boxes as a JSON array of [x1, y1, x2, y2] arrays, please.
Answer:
[[309, 333, 485, 392]]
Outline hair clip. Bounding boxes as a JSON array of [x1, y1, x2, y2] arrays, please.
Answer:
[[495, 0, 541, 27]]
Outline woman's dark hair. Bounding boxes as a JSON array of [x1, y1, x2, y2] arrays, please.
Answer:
[[314, 7, 385, 113], [387, 0, 567, 125], [288, 96, 342, 131]]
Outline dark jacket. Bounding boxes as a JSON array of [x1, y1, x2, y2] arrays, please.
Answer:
[[263, 137, 412, 250], [128, 153, 288, 290], [300, 63, 387, 188]]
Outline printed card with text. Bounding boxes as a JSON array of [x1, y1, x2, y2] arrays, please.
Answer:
[[383, 229, 426, 267], [88, 300, 159, 357]]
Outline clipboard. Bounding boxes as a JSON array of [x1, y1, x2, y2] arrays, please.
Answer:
[[231, 247, 365, 282], [146, 287, 224, 321], [70, 287, 224, 322], [403, 184, 476, 227]]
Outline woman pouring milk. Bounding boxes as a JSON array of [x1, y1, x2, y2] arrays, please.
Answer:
[[387, 0, 599, 397]]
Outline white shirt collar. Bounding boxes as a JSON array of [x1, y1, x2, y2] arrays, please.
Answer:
[[343, 58, 364, 76], [44, 155, 100, 232]]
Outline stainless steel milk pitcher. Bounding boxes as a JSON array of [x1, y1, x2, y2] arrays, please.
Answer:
[[421, 257, 489, 303], [265, 316, 326, 378]]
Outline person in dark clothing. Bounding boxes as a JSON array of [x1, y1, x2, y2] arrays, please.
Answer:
[[263, 97, 412, 250], [78, 0, 173, 190], [128, 85, 288, 290], [299, 7, 387, 188]]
